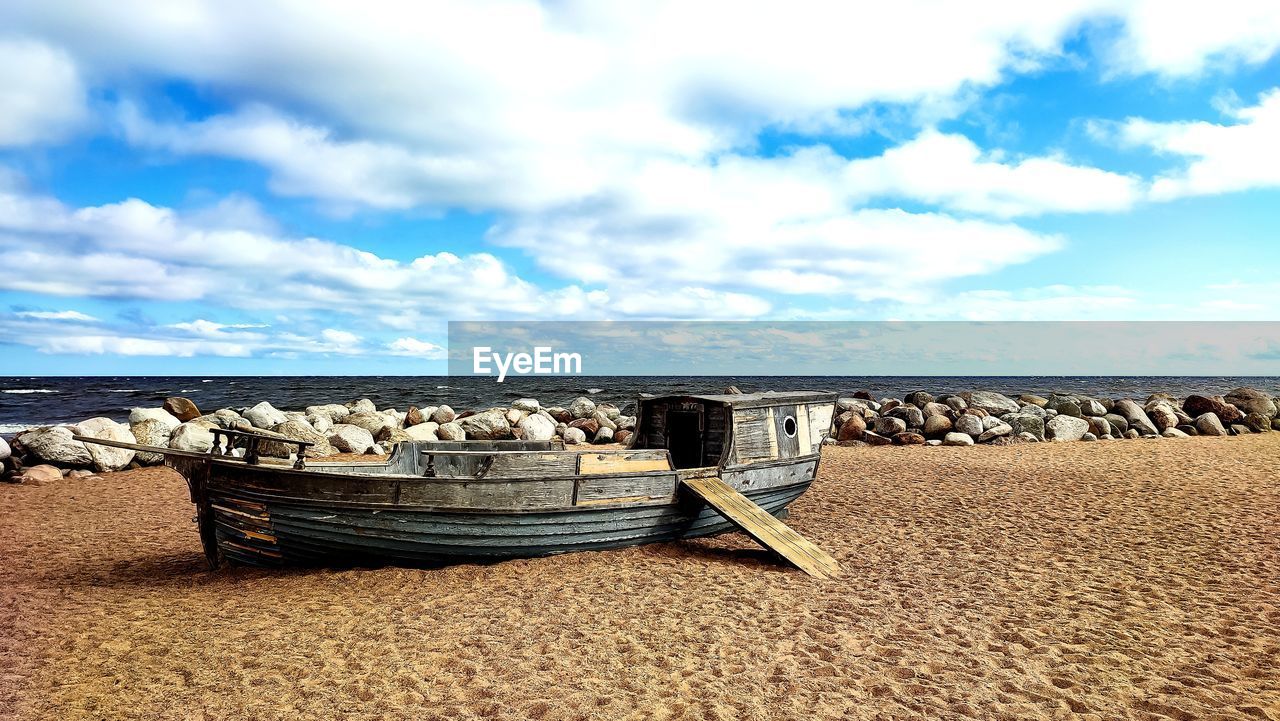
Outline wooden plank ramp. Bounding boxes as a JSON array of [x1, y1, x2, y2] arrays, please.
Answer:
[[680, 476, 840, 579]]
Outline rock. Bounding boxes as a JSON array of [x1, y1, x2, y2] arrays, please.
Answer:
[[518, 414, 556, 442], [568, 417, 601, 436], [593, 410, 618, 432], [904, 391, 934, 408], [1046, 395, 1082, 418], [862, 431, 893, 446], [21, 426, 92, 466], [404, 406, 426, 427], [306, 414, 333, 434], [942, 432, 974, 446], [1111, 399, 1158, 436], [921, 402, 952, 419], [1018, 394, 1048, 407], [925, 439, 942, 446], [244, 401, 288, 430], [1162, 427, 1190, 438], [944, 397, 968, 413], [978, 423, 1013, 442], [562, 427, 587, 445], [980, 415, 1005, 431], [878, 399, 902, 413], [1086, 417, 1111, 438], [345, 412, 395, 436], [892, 432, 925, 445], [1192, 414, 1223, 437], [420, 405, 451, 425], [1080, 432, 1097, 442], [1230, 423, 1252, 435], [886, 405, 924, 429], [568, 397, 596, 419], [76, 417, 137, 471], [376, 427, 414, 445], [960, 391, 1020, 415], [1015, 404, 1047, 418], [437, 422, 465, 441], [169, 422, 215, 453], [0, 436, 9, 462], [1223, 387, 1277, 419], [597, 403, 622, 421], [347, 398, 377, 415], [213, 409, 245, 428], [404, 422, 440, 442], [617, 415, 636, 431], [1273, 418, 1280, 432], [19, 464, 63, 484], [269, 420, 336, 457], [1104, 413, 1129, 434], [614, 429, 633, 446], [1176, 424, 1198, 436], [1244, 412, 1273, 433], [1017, 432, 1040, 443], [327, 424, 376, 454], [1123, 429, 1140, 440], [1079, 399, 1107, 417], [382, 409, 407, 427], [306, 404, 350, 422], [852, 391, 874, 400], [953, 415, 983, 438], [129, 407, 182, 429], [504, 408, 524, 427], [1046, 415, 1089, 442], [460, 409, 513, 440], [546, 407, 572, 424], [593, 426, 614, 444], [837, 415, 866, 442], [163, 397, 202, 422], [1001, 413, 1045, 441], [922, 415, 952, 438], [1146, 402, 1180, 432], [872, 416, 908, 436]]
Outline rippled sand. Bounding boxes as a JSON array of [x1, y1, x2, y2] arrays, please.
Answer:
[[2, 435, 1278, 720]]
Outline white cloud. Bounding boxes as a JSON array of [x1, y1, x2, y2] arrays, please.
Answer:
[[14, 310, 99, 322], [1110, 88, 1280, 200], [1103, 0, 1280, 77], [0, 39, 87, 146], [387, 337, 447, 359], [37, 335, 253, 357]]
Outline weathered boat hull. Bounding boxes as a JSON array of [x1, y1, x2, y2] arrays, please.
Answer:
[[209, 479, 811, 567]]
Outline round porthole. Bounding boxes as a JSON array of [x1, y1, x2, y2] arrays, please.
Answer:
[[783, 415, 798, 438]]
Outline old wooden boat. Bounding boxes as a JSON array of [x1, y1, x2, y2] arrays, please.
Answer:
[[77, 391, 839, 576]]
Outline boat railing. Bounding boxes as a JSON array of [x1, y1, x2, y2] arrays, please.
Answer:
[[211, 428, 313, 470]]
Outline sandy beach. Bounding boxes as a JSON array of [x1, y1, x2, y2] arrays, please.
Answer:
[[2, 435, 1277, 720]]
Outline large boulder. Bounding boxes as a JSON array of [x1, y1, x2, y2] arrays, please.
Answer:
[[1104, 413, 1129, 435], [244, 401, 288, 430], [404, 422, 440, 442], [345, 412, 395, 436], [837, 415, 866, 441], [953, 414, 984, 438], [886, 405, 924, 429], [1001, 413, 1045, 441], [1079, 398, 1108, 417], [347, 398, 377, 415], [306, 404, 351, 423], [437, 422, 465, 441], [592, 410, 618, 432], [1194, 413, 1226, 437], [268, 420, 336, 457], [430, 405, 456, 424], [518, 413, 556, 442], [512, 398, 541, 413], [921, 402, 952, 419], [978, 422, 1013, 443], [129, 407, 182, 429], [20, 426, 92, 466], [568, 397, 597, 419], [130, 418, 171, 465], [1145, 402, 1180, 432], [169, 422, 215, 452], [1046, 415, 1089, 442], [959, 391, 1020, 415], [922, 414, 952, 438], [1224, 388, 1277, 419], [76, 417, 137, 471], [328, 424, 375, 454], [568, 417, 601, 436], [562, 427, 587, 445], [872, 416, 907, 436], [1182, 395, 1244, 424], [163, 397, 202, 422], [942, 432, 974, 446], [1243, 413, 1273, 433], [593, 426, 615, 444], [0, 436, 9, 461], [1111, 399, 1158, 436], [460, 409, 513, 440], [1046, 395, 1082, 418], [405, 406, 427, 427], [904, 391, 934, 408], [1018, 394, 1049, 408]]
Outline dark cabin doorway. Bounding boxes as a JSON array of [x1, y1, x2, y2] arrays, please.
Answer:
[[665, 410, 703, 468]]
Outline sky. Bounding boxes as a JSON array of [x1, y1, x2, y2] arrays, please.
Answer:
[[1, 1, 1279, 375]]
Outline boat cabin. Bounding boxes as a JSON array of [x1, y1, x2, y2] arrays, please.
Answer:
[[631, 391, 835, 469]]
